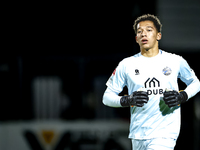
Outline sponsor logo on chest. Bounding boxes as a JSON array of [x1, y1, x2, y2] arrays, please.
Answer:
[[144, 77, 164, 95]]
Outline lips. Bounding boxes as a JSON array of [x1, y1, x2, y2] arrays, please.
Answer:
[[141, 39, 148, 44]]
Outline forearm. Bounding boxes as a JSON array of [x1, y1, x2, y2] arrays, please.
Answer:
[[102, 87, 122, 107], [184, 77, 200, 99]]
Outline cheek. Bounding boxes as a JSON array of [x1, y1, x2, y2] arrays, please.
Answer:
[[149, 33, 157, 43]]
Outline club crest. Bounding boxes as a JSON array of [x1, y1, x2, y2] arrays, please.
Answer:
[[162, 67, 172, 76]]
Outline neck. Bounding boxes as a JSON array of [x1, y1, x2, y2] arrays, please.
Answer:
[[141, 49, 159, 57], [141, 42, 159, 57]]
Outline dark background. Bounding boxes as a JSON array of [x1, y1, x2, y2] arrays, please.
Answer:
[[1, 1, 200, 150]]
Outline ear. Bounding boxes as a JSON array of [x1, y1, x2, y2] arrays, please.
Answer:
[[135, 36, 139, 43], [157, 32, 162, 41]]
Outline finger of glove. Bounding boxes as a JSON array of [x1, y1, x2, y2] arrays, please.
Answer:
[[136, 91, 148, 96], [164, 90, 176, 96], [168, 102, 179, 108], [163, 95, 176, 101], [135, 103, 144, 107], [164, 91, 178, 97], [137, 95, 149, 100], [129, 98, 148, 106], [136, 99, 148, 104], [164, 98, 178, 105]]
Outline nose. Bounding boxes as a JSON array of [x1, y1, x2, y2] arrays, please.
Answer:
[[141, 30, 147, 37]]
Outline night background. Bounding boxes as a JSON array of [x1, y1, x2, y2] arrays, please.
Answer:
[[1, 0, 200, 150]]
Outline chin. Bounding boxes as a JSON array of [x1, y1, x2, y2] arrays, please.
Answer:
[[142, 45, 151, 51]]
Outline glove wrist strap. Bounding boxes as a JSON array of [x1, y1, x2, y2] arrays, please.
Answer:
[[179, 91, 188, 103], [120, 96, 130, 107]]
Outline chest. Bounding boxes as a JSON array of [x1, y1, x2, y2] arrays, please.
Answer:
[[125, 57, 180, 89]]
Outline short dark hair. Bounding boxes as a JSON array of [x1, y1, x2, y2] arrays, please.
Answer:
[[133, 14, 162, 34]]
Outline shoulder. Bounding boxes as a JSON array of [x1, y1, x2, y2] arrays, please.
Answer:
[[161, 50, 184, 61], [119, 52, 141, 65]]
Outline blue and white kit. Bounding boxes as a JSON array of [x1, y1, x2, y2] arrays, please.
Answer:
[[103, 50, 200, 140]]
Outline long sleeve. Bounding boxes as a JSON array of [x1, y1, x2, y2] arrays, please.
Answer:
[[102, 87, 122, 107], [102, 60, 127, 107], [178, 57, 200, 99]]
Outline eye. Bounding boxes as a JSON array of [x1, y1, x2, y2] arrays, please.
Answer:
[[147, 29, 152, 32], [137, 30, 142, 34]]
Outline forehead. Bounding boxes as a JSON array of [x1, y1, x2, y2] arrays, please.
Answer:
[[137, 20, 155, 29]]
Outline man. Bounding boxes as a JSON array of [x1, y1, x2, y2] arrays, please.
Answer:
[[102, 14, 200, 150]]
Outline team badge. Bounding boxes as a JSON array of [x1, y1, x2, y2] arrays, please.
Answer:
[[162, 67, 172, 76]]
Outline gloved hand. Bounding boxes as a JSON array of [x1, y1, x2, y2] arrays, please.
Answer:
[[120, 89, 149, 107], [163, 89, 188, 108]]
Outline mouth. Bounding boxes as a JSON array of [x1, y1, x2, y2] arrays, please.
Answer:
[[141, 39, 148, 44]]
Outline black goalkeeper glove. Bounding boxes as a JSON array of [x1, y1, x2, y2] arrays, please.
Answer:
[[163, 90, 188, 108], [120, 91, 149, 107]]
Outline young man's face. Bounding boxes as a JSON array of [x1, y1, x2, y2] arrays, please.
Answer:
[[135, 20, 161, 51]]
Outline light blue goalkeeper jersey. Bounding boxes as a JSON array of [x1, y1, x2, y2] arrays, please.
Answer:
[[105, 50, 200, 139]]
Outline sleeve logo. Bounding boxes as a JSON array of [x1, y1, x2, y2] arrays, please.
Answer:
[[112, 69, 116, 75]]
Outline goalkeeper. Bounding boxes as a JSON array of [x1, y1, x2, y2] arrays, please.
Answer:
[[102, 14, 200, 150]]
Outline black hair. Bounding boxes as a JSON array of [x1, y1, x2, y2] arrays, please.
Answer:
[[133, 14, 162, 34]]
